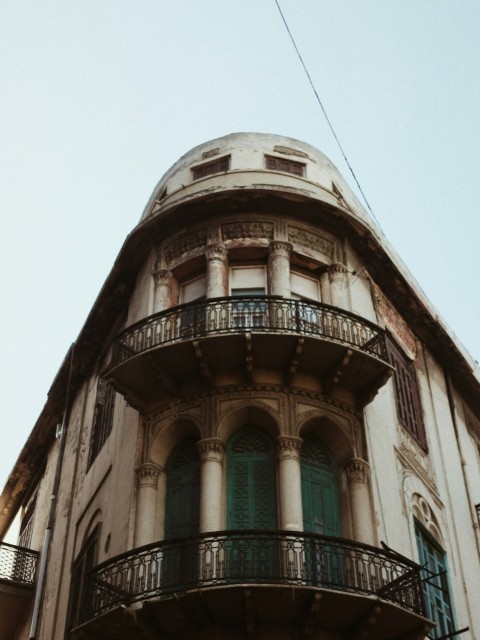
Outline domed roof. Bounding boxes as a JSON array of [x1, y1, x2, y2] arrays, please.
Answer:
[[139, 132, 371, 228]]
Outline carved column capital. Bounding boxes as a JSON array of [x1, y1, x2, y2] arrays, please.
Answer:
[[345, 458, 370, 484], [197, 438, 225, 463], [268, 241, 293, 260], [136, 463, 164, 490], [205, 244, 227, 263], [153, 269, 173, 286], [329, 262, 348, 277], [277, 436, 303, 461]]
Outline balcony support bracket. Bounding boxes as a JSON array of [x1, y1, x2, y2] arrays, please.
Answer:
[[243, 588, 256, 640], [323, 348, 353, 393], [245, 333, 253, 383], [145, 353, 178, 394], [344, 603, 381, 640], [287, 337, 304, 385], [301, 591, 322, 639], [124, 602, 164, 640], [192, 340, 213, 386]]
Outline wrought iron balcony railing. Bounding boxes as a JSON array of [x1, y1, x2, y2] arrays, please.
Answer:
[[110, 296, 387, 369], [81, 530, 425, 623], [0, 541, 38, 587]]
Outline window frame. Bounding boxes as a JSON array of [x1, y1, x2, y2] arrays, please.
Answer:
[[87, 378, 116, 469], [191, 155, 230, 181], [265, 154, 306, 177], [386, 336, 427, 450]]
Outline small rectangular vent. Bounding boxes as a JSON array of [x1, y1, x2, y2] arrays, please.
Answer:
[[265, 155, 305, 176], [192, 156, 230, 180]]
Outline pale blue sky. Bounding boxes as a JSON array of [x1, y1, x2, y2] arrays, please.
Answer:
[[1, 1, 479, 492]]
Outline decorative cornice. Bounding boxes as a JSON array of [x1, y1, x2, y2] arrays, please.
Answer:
[[196, 438, 225, 463], [345, 458, 370, 484], [136, 463, 164, 489], [277, 436, 303, 460]]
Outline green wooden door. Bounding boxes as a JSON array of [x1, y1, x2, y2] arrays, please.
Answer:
[[164, 438, 200, 587], [301, 435, 340, 536], [227, 427, 277, 580], [227, 426, 276, 530], [301, 435, 341, 586], [415, 522, 455, 638]]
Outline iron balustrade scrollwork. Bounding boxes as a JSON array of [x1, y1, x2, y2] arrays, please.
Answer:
[[109, 296, 388, 369], [81, 531, 425, 623], [0, 541, 39, 586]]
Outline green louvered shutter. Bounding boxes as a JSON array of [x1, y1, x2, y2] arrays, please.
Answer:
[[165, 437, 200, 539], [301, 435, 340, 536], [227, 427, 276, 530]]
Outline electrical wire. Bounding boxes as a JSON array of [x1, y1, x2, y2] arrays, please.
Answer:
[[273, 0, 383, 229]]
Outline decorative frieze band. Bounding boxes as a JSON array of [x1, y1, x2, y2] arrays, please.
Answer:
[[197, 438, 225, 463], [136, 463, 164, 490], [287, 225, 335, 260], [221, 221, 274, 241], [164, 228, 208, 263]]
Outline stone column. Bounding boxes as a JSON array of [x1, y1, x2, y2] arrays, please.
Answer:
[[153, 269, 173, 313], [277, 436, 304, 531], [197, 438, 225, 533], [329, 263, 348, 308], [320, 270, 332, 305], [345, 458, 375, 545], [268, 241, 292, 297], [205, 244, 228, 299], [134, 463, 164, 547]]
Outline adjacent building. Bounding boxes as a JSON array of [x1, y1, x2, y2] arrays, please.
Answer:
[[1, 132, 479, 640]]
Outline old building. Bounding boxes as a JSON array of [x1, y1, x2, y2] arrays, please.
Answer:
[[1, 132, 479, 640]]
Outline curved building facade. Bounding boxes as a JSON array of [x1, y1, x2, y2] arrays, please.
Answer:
[[1, 133, 480, 640]]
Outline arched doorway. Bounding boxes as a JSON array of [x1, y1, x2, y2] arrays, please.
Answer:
[[300, 434, 340, 536], [227, 426, 277, 530], [164, 436, 200, 539]]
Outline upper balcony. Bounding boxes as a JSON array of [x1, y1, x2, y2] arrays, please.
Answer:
[[74, 530, 433, 640], [0, 542, 38, 640], [106, 296, 391, 410]]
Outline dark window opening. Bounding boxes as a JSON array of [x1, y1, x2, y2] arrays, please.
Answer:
[[65, 528, 99, 637], [265, 155, 305, 177], [192, 155, 230, 180], [19, 496, 36, 548], [386, 337, 427, 450], [88, 379, 116, 469]]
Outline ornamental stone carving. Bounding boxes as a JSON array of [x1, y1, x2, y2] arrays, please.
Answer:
[[136, 463, 164, 490], [205, 244, 227, 263], [277, 436, 303, 461], [153, 269, 173, 286], [345, 458, 370, 484], [268, 241, 292, 259], [287, 225, 335, 260], [197, 438, 225, 463], [221, 221, 274, 241], [164, 228, 208, 262]]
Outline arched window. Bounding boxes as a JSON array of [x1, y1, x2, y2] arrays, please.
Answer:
[[164, 437, 200, 539], [227, 426, 276, 530], [300, 434, 340, 536]]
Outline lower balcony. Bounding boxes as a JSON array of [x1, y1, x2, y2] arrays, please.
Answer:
[[74, 531, 433, 640], [106, 297, 392, 410], [0, 542, 38, 640]]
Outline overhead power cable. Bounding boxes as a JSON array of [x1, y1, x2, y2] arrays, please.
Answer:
[[274, 0, 382, 228]]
